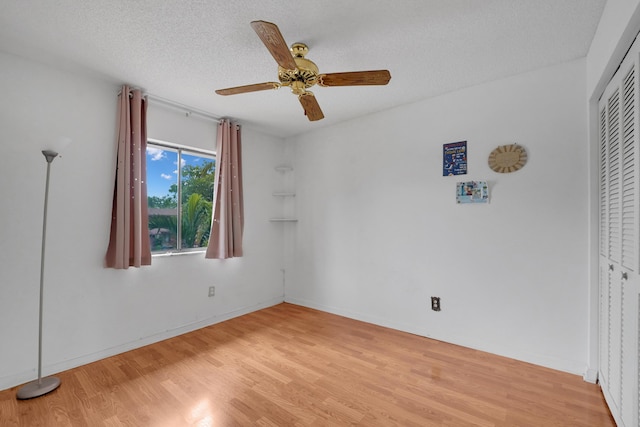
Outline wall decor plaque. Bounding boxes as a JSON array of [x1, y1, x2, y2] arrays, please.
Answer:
[[488, 144, 527, 173], [456, 181, 489, 204], [443, 141, 467, 176]]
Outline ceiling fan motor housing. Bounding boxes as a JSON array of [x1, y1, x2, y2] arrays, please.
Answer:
[[278, 43, 318, 94]]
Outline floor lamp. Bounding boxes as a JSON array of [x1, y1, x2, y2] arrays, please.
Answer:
[[17, 141, 69, 400]]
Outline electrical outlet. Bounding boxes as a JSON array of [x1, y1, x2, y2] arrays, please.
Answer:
[[431, 296, 441, 311], [208, 286, 215, 297]]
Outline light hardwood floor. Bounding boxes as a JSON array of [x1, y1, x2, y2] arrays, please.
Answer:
[[1, 303, 614, 426]]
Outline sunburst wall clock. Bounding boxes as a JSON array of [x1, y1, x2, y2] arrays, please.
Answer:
[[488, 144, 527, 173]]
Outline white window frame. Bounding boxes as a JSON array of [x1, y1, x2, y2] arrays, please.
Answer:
[[147, 138, 216, 255]]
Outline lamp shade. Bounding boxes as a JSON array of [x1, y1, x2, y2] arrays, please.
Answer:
[[44, 137, 72, 154]]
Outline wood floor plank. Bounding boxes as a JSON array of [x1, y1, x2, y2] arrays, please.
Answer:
[[1, 303, 615, 426]]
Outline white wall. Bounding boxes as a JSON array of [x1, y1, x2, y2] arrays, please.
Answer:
[[286, 58, 590, 375], [0, 51, 286, 390]]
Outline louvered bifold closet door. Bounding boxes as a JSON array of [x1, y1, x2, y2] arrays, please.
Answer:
[[608, 89, 622, 265], [621, 66, 637, 273], [620, 63, 640, 427], [606, 85, 623, 411], [600, 106, 609, 258], [598, 34, 640, 427], [599, 99, 612, 397]]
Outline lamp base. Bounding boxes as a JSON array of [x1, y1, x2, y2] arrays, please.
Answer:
[[16, 376, 60, 400]]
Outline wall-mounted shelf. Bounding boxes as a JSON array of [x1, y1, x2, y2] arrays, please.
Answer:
[[273, 166, 296, 222]]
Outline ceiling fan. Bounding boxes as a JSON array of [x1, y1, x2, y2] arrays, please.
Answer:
[[215, 20, 392, 122]]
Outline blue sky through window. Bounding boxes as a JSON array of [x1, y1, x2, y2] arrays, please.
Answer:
[[146, 146, 215, 199], [146, 146, 178, 198]]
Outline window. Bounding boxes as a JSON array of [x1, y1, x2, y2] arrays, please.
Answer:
[[146, 140, 216, 253]]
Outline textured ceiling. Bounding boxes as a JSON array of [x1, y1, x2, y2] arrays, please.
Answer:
[[0, 0, 606, 138]]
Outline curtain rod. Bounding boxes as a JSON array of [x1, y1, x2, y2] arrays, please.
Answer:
[[145, 93, 223, 123]]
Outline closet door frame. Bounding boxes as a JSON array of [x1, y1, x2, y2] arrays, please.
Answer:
[[597, 33, 640, 427]]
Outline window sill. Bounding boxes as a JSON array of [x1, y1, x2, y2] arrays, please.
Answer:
[[152, 250, 206, 258]]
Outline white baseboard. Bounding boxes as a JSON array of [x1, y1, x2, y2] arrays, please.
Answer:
[[1, 296, 283, 392], [284, 297, 589, 378], [583, 368, 599, 384]]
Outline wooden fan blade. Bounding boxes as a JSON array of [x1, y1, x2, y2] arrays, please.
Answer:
[[318, 70, 391, 87], [250, 20, 297, 70], [298, 92, 324, 121], [215, 82, 280, 96]]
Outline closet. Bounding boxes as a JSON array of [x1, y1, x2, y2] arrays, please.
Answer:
[[598, 34, 640, 427]]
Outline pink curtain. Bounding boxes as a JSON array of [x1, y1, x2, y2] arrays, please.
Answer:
[[105, 86, 151, 268], [206, 119, 244, 259]]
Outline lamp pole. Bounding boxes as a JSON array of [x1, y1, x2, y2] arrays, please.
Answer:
[[16, 150, 62, 400]]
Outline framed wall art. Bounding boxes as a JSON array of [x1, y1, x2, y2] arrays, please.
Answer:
[[456, 181, 489, 204], [443, 141, 467, 176]]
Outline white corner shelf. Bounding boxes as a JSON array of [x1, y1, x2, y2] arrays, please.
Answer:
[[272, 165, 296, 222]]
